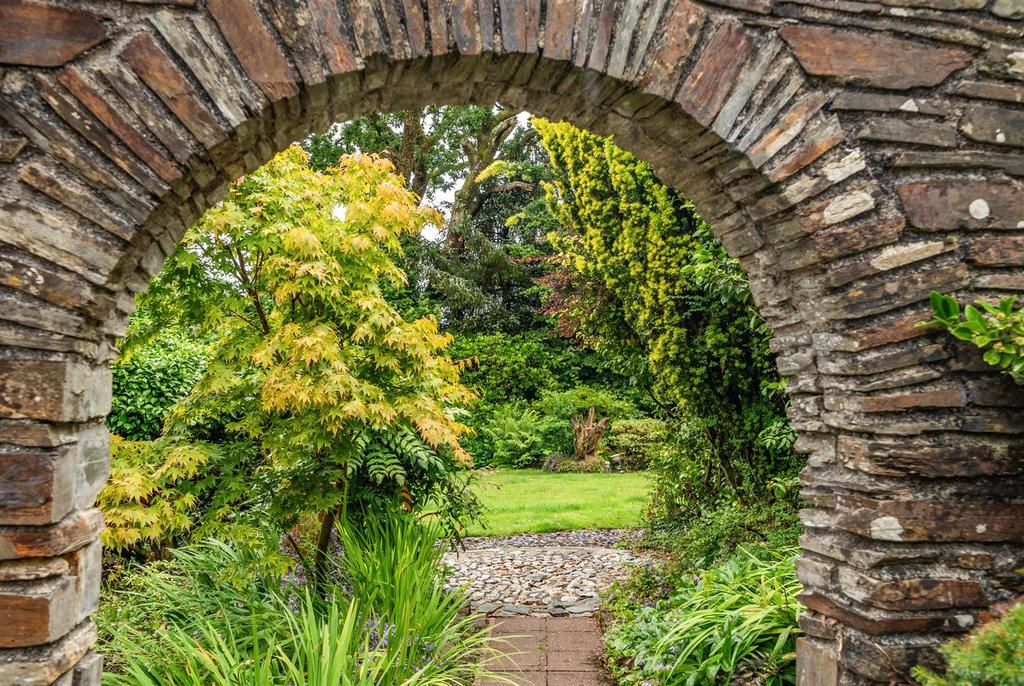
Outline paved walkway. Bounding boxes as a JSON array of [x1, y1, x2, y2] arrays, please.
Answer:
[[481, 616, 612, 686]]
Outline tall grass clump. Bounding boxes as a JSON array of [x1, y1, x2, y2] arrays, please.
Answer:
[[99, 514, 506, 686], [602, 548, 802, 686]]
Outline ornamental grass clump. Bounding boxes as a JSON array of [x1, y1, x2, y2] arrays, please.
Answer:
[[602, 548, 802, 686], [99, 514, 505, 686]]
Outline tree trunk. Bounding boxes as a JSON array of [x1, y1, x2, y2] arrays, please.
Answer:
[[313, 507, 337, 595], [397, 109, 429, 198]]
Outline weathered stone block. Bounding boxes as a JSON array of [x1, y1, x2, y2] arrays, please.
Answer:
[[799, 589, 955, 635], [0, 361, 111, 423], [0, 575, 76, 648], [677, 20, 754, 126], [120, 33, 228, 150], [962, 104, 1024, 148], [820, 264, 968, 321], [73, 425, 108, 512], [824, 383, 966, 414], [797, 556, 835, 588], [0, 557, 68, 583], [840, 630, 942, 683], [65, 541, 100, 623], [0, 3, 107, 67], [0, 509, 104, 561], [57, 66, 182, 185], [0, 447, 75, 525], [779, 26, 970, 89], [839, 435, 1020, 478], [838, 567, 988, 611], [73, 651, 102, 686], [968, 235, 1024, 266], [207, 0, 300, 100], [0, 620, 95, 686], [796, 637, 838, 686], [835, 495, 1024, 543], [898, 178, 1024, 230], [638, 0, 706, 99], [856, 118, 957, 147], [0, 132, 26, 163], [992, 0, 1024, 18]]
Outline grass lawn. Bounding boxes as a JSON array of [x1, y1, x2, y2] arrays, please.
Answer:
[[463, 469, 651, 536]]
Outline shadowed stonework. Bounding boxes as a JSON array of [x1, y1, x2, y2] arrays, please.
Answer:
[[0, 1, 1022, 684]]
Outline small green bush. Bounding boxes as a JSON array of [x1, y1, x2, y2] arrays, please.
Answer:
[[109, 333, 207, 440], [605, 417, 669, 470], [913, 604, 1024, 686], [602, 548, 802, 686], [481, 403, 560, 469]]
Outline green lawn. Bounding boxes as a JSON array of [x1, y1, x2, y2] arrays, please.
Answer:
[[463, 469, 651, 536]]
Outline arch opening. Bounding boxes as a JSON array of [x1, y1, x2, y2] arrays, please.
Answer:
[[0, 3, 1022, 684]]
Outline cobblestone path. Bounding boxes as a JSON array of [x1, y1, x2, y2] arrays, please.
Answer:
[[444, 529, 651, 617]]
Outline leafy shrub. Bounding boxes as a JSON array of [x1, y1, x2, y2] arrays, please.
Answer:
[[108, 333, 207, 440], [925, 292, 1023, 384], [99, 515, 504, 685], [602, 549, 802, 686], [535, 385, 638, 423], [913, 604, 1024, 686], [646, 420, 802, 533], [481, 403, 560, 468], [543, 452, 607, 473], [98, 436, 213, 557], [646, 422, 722, 521], [605, 418, 669, 471]]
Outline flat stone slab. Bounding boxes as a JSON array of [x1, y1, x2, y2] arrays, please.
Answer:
[[479, 616, 611, 686]]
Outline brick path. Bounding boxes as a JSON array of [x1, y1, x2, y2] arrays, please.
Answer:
[[480, 616, 612, 686]]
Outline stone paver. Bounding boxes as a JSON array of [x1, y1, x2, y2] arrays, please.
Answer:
[[480, 616, 611, 686]]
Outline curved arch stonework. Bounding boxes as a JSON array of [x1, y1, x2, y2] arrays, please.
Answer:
[[0, 1, 1021, 683]]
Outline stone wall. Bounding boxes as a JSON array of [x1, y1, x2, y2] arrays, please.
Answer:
[[0, 1, 1021, 684]]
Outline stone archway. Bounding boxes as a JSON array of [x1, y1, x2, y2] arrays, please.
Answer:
[[0, 1, 1021, 683]]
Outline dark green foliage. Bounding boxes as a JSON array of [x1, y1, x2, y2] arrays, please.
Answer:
[[913, 604, 1024, 686], [108, 333, 207, 440], [449, 330, 640, 466], [643, 500, 802, 569], [533, 386, 639, 456]]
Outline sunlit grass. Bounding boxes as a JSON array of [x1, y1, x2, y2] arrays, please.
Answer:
[[464, 469, 651, 536]]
